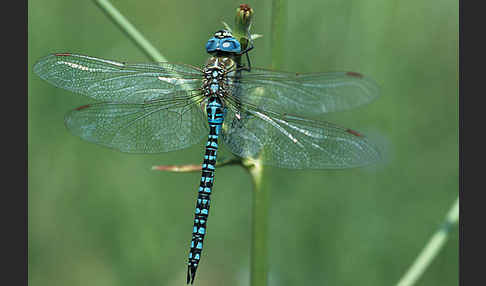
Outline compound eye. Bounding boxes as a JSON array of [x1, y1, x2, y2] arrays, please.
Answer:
[[205, 38, 219, 52], [220, 39, 241, 53]]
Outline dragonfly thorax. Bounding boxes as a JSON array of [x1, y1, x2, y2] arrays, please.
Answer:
[[202, 57, 236, 97]]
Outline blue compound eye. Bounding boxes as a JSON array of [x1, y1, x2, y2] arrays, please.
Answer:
[[205, 38, 219, 52], [220, 38, 241, 53]]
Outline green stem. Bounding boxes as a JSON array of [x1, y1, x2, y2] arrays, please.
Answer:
[[270, 0, 287, 69], [242, 159, 268, 286], [93, 0, 166, 62], [395, 197, 459, 286], [245, 4, 288, 284]]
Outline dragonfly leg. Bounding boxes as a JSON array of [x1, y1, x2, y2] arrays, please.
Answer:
[[236, 29, 254, 72], [236, 44, 254, 72]]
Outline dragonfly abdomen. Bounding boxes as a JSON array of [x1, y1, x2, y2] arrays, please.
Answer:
[[187, 96, 225, 284]]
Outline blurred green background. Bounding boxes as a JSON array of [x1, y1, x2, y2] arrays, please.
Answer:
[[28, 0, 458, 285]]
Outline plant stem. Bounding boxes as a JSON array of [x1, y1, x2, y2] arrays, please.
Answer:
[[93, 0, 166, 62], [152, 158, 243, 172], [395, 197, 459, 286], [270, 0, 287, 70], [242, 159, 268, 286], [246, 4, 289, 284]]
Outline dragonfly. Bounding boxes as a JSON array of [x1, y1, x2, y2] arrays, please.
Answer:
[[33, 29, 381, 284]]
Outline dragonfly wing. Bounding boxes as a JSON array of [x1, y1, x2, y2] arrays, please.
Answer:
[[222, 101, 381, 169], [229, 68, 380, 115], [34, 53, 203, 103], [65, 92, 207, 153]]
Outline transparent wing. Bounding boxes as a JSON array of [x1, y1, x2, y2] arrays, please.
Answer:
[[222, 98, 381, 169], [228, 68, 380, 115], [33, 53, 203, 103], [65, 91, 208, 153]]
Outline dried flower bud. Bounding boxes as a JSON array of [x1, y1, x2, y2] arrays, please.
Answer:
[[234, 4, 254, 49]]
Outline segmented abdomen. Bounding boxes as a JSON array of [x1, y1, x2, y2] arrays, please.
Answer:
[[187, 96, 224, 284]]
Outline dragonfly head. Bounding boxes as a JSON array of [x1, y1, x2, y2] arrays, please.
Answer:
[[205, 29, 241, 55]]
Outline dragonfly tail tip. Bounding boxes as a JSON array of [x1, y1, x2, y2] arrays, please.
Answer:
[[187, 265, 197, 284]]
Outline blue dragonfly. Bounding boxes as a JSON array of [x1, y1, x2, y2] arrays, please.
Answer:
[[34, 29, 381, 284]]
